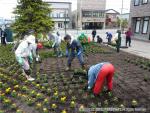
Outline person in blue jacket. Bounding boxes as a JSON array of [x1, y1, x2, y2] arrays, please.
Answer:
[[64, 34, 85, 71], [106, 32, 112, 45], [87, 62, 115, 95]]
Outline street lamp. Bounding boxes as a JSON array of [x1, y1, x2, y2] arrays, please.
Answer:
[[77, 13, 78, 35], [120, 0, 123, 31]]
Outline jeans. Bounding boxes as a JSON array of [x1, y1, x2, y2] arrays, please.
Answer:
[[67, 52, 84, 67]]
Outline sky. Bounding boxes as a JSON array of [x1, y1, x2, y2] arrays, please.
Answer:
[[0, 0, 131, 19]]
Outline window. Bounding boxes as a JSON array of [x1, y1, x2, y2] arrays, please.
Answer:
[[135, 18, 141, 33], [57, 13, 60, 18], [60, 13, 64, 18], [134, 0, 140, 6], [93, 11, 99, 18], [142, 17, 149, 34], [58, 23, 63, 28], [53, 13, 57, 18], [82, 11, 92, 17], [142, 0, 148, 4]]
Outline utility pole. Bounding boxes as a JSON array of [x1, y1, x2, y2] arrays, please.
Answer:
[[120, 0, 123, 31], [64, 10, 67, 35], [77, 13, 78, 35]]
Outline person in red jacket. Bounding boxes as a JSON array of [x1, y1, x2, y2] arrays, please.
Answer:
[[125, 28, 132, 47], [87, 62, 115, 95]]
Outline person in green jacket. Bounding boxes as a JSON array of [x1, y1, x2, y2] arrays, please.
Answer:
[[115, 30, 121, 53], [77, 33, 88, 51]]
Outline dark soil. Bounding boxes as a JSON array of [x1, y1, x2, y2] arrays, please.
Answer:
[[0, 44, 150, 113], [38, 45, 150, 113]]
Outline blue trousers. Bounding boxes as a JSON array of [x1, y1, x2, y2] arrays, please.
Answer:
[[67, 52, 84, 67]]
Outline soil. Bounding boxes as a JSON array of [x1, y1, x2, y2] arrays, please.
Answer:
[[38, 45, 150, 113], [0, 44, 150, 113]]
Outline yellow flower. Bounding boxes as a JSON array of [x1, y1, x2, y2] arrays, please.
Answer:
[[43, 108, 48, 113], [5, 88, 11, 93], [132, 99, 138, 106], [44, 98, 49, 104], [54, 92, 58, 96], [36, 103, 42, 108], [70, 101, 75, 107], [14, 85, 19, 89], [51, 103, 57, 109], [36, 84, 40, 87], [60, 97, 66, 103], [61, 109, 67, 113]]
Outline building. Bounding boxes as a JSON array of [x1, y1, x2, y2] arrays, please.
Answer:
[[129, 0, 150, 40], [77, 0, 106, 30], [105, 9, 120, 28], [46, 1, 72, 29]]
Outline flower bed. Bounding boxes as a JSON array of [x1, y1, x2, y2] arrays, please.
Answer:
[[0, 44, 149, 113]]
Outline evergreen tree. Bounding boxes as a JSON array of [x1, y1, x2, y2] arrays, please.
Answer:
[[11, 0, 54, 38]]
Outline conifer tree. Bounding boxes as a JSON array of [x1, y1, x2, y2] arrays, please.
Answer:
[[12, 0, 53, 38]]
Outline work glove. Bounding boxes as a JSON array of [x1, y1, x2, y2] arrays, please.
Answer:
[[35, 55, 40, 62], [17, 57, 23, 66], [52, 43, 55, 48], [29, 54, 33, 64], [77, 50, 82, 56], [87, 86, 92, 93]]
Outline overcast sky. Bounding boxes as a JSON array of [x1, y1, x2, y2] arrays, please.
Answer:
[[0, 0, 131, 19]]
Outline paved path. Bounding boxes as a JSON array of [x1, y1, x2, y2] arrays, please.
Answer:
[[120, 39, 150, 59]]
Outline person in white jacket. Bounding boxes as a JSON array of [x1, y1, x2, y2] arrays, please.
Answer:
[[15, 31, 36, 81], [52, 31, 62, 57]]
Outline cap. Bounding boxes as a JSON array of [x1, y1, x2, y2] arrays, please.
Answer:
[[26, 35, 35, 44]]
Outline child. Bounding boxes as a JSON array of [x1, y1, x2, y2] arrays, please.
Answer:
[[64, 34, 85, 71]]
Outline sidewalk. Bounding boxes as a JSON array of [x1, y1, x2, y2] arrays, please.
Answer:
[[120, 38, 150, 59]]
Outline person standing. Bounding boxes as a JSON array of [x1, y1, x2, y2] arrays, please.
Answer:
[[106, 32, 112, 45], [1, 29, 6, 45], [125, 28, 132, 47], [0, 28, 2, 44], [15, 30, 36, 81], [52, 31, 62, 57], [92, 29, 96, 42], [87, 62, 115, 95], [114, 30, 122, 53], [64, 34, 85, 71]]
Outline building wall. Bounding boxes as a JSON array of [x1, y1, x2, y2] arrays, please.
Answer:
[[77, 0, 106, 30], [47, 2, 72, 29], [129, 0, 150, 40], [81, 0, 106, 10]]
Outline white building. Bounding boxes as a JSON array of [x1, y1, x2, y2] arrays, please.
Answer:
[[46, 1, 72, 29]]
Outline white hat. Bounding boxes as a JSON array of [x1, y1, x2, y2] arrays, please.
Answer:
[[26, 35, 35, 44]]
